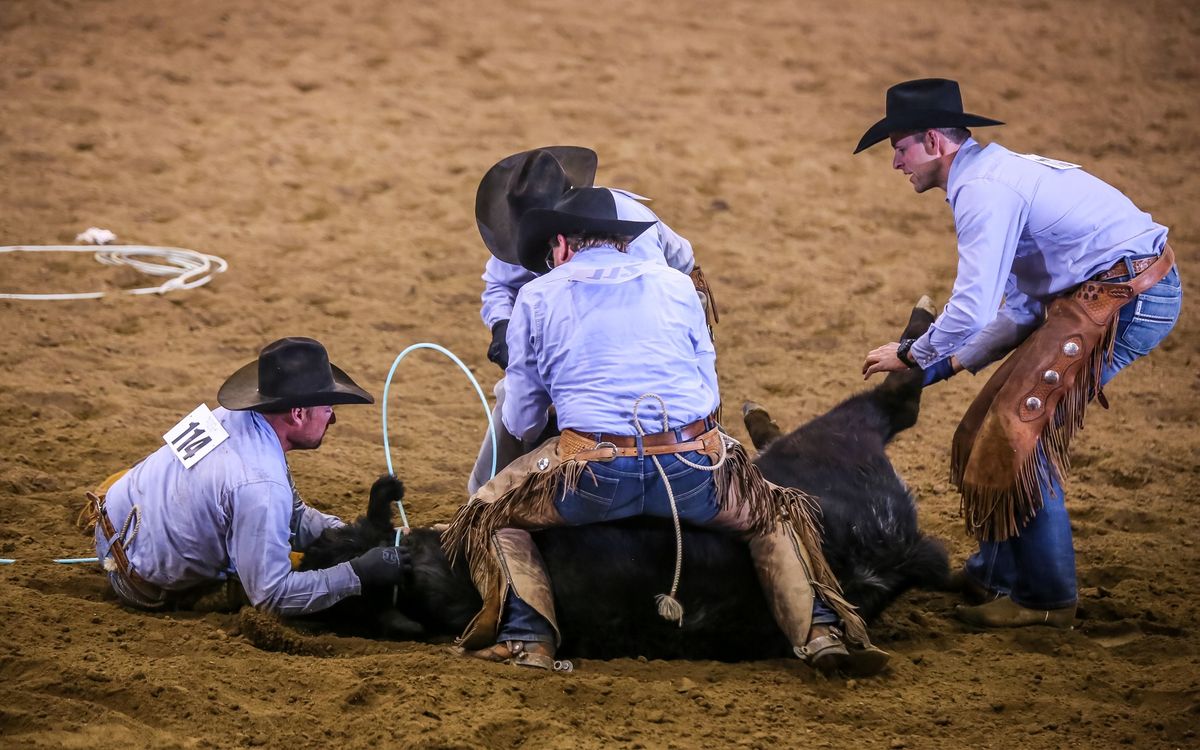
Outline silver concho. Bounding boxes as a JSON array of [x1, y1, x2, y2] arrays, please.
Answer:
[[1042, 370, 1061, 385], [1062, 341, 1080, 357], [1025, 396, 1043, 411], [536, 457, 550, 471]]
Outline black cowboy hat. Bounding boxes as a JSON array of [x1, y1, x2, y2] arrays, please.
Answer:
[[475, 146, 599, 264], [515, 187, 657, 273], [218, 337, 374, 412], [854, 78, 1004, 154]]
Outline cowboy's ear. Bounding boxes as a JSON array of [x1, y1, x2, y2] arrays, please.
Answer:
[[923, 129, 939, 153], [552, 234, 572, 267], [286, 407, 306, 424]]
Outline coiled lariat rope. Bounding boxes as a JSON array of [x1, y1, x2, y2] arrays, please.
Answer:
[[0, 244, 228, 300], [631, 394, 728, 626]]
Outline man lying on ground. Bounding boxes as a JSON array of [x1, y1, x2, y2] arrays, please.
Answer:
[[85, 337, 410, 614]]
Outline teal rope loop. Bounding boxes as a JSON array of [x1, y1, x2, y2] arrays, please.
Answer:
[[381, 342, 496, 543]]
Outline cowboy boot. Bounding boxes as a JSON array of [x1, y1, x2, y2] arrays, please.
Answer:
[[956, 596, 1075, 629], [749, 524, 891, 677], [458, 528, 564, 655], [460, 639, 567, 671]]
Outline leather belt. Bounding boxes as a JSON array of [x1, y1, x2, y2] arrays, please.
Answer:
[[570, 416, 713, 449], [560, 423, 723, 462], [1093, 245, 1172, 283]]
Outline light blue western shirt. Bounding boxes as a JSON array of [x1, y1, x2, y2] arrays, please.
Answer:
[[479, 188, 695, 329], [908, 138, 1168, 372], [96, 408, 361, 615], [502, 246, 718, 441]]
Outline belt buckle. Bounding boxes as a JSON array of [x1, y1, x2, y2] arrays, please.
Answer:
[[592, 441, 619, 462]]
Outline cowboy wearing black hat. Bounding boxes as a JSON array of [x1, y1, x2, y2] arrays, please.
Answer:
[[86, 337, 412, 614], [858, 78, 1180, 629], [443, 188, 889, 675], [469, 146, 700, 495]]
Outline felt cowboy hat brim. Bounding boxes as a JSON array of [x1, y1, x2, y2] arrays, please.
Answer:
[[854, 110, 1005, 153], [515, 188, 656, 274], [854, 78, 1004, 154], [217, 337, 374, 412], [475, 146, 599, 264]]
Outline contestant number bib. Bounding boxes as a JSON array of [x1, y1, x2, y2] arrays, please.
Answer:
[[1017, 153, 1081, 170], [163, 404, 230, 468]]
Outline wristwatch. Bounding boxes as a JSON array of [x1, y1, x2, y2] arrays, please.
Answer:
[[895, 338, 918, 368]]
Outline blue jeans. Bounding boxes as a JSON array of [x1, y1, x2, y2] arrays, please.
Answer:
[[500, 445, 839, 642], [964, 261, 1181, 609]]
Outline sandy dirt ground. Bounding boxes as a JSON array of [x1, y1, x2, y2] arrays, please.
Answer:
[[2, 0, 1198, 748]]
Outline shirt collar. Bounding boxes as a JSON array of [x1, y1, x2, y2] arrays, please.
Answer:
[[946, 137, 983, 200], [249, 409, 287, 459]]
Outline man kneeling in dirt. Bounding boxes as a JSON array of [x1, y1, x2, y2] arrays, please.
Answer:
[[84, 337, 410, 614], [443, 188, 888, 675]]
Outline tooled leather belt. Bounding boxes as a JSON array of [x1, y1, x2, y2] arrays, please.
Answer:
[[560, 417, 721, 461], [1093, 245, 1174, 283]]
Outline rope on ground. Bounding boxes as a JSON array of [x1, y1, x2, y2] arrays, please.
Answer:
[[0, 240, 228, 300], [0, 557, 101, 565]]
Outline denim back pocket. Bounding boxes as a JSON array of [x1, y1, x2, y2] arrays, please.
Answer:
[[1118, 271, 1181, 354], [559, 471, 622, 524]]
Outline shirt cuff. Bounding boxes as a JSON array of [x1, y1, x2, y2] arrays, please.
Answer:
[[907, 333, 941, 369]]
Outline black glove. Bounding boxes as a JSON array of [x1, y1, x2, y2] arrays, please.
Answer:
[[487, 319, 510, 370], [348, 545, 412, 588]]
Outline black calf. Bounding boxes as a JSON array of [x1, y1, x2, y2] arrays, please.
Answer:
[[300, 302, 948, 660], [751, 301, 949, 619]]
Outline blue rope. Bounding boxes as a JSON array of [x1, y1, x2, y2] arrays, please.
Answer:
[[0, 557, 99, 565], [381, 342, 496, 546]]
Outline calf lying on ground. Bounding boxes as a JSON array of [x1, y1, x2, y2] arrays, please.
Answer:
[[300, 301, 948, 660]]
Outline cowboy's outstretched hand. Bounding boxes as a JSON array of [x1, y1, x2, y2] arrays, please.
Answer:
[[862, 342, 907, 379]]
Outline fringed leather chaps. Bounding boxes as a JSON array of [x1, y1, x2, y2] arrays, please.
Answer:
[[952, 245, 1175, 542], [445, 439, 569, 650], [444, 432, 872, 651], [710, 480, 871, 649]]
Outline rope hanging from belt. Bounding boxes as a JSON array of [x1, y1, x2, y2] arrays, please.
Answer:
[[631, 394, 729, 626]]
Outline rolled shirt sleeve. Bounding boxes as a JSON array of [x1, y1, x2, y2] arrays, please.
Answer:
[[908, 180, 1029, 368], [230, 480, 361, 615]]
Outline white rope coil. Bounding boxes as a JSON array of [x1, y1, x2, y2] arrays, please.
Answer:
[[0, 244, 228, 300]]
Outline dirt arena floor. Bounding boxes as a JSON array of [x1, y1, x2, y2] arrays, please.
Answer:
[[2, 0, 1198, 747]]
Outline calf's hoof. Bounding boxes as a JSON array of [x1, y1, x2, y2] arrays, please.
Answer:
[[459, 640, 572, 672], [955, 596, 1075, 629]]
